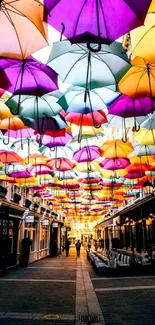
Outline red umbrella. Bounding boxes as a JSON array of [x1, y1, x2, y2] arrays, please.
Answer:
[[46, 158, 76, 171], [0, 150, 22, 163], [65, 110, 107, 126]]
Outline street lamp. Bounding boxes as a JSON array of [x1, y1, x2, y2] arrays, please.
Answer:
[[143, 180, 153, 195]]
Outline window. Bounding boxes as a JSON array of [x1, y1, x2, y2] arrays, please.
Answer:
[[24, 225, 36, 251], [40, 227, 48, 250]]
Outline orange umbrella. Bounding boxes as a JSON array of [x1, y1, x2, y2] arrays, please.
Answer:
[[0, 0, 47, 59], [118, 57, 155, 98], [23, 153, 48, 165], [0, 150, 22, 163], [0, 117, 27, 130], [100, 139, 133, 158]]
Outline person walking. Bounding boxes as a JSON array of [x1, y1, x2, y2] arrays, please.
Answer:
[[21, 235, 32, 267], [65, 239, 70, 257], [75, 240, 81, 257]]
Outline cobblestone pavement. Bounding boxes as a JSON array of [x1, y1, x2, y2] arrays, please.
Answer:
[[92, 276, 155, 325], [1, 249, 155, 325], [0, 248, 77, 325]]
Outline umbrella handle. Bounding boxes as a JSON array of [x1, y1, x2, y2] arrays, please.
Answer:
[[122, 134, 128, 143], [3, 137, 10, 145], [134, 124, 140, 132], [87, 42, 101, 53]]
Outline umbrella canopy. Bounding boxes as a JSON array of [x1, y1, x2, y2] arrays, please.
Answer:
[[130, 13, 155, 62], [134, 128, 155, 145], [65, 110, 107, 127], [28, 165, 52, 176], [6, 91, 63, 119], [36, 133, 72, 148], [129, 144, 155, 157], [46, 158, 75, 171], [73, 146, 101, 162], [0, 0, 47, 59], [4, 128, 35, 139], [21, 114, 67, 134], [118, 57, 155, 98], [108, 95, 155, 117], [0, 150, 22, 163], [23, 153, 48, 165], [44, 0, 151, 45], [47, 40, 130, 90], [2, 57, 58, 99], [100, 158, 130, 170], [99, 139, 134, 158], [58, 86, 119, 114]]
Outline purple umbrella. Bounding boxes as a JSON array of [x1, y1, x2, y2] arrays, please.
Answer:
[[100, 158, 130, 170], [8, 171, 32, 178], [0, 57, 58, 114], [28, 165, 52, 176], [124, 172, 145, 179], [36, 133, 72, 148], [108, 95, 155, 118], [73, 146, 100, 162], [44, 0, 151, 48]]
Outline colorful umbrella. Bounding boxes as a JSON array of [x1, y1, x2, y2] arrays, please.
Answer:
[[44, 0, 151, 45], [100, 158, 130, 170], [73, 146, 101, 162], [118, 57, 155, 98], [130, 12, 155, 62], [99, 139, 134, 158], [6, 90, 62, 119], [36, 133, 72, 148], [46, 158, 75, 171], [65, 110, 107, 127], [0, 150, 22, 163], [0, 0, 47, 59], [48, 40, 130, 90]]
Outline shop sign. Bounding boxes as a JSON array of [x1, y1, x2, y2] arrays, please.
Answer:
[[25, 215, 34, 223], [42, 219, 49, 226], [52, 222, 58, 228]]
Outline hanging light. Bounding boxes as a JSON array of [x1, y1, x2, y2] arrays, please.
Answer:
[[143, 180, 153, 195]]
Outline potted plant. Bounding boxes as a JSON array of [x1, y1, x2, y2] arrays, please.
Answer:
[[13, 193, 21, 204], [24, 199, 32, 208], [0, 185, 7, 198], [33, 202, 39, 211]]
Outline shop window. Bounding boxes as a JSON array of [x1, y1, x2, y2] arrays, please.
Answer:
[[40, 228, 48, 250], [24, 226, 36, 252]]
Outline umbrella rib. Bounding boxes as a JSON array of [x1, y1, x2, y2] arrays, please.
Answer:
[[61, 53, 87, 83], [2, 8, 24, 58], [72, 0, 88, 40]]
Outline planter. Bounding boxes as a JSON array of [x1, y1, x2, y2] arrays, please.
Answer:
[[25, 199, 32, 208], [33, 203, 39, 211], [0, 186, 7, 198], [40, 207, 46, 213], [13, 193, 21, 204]]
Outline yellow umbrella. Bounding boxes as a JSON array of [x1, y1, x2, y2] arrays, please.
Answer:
[[130, 14, 155, 62], [15, 177, 38, 186], [100, 139, 133, 158], [129, 155, 155, 164], [118, 57, 155, 97], [0, 103, 13, 120], [101, 169, 127, 178], [134, 128, 155, 145], [23, 153, 48, 165], [74, 161, 100, 172], [148, 0, 155, 12]]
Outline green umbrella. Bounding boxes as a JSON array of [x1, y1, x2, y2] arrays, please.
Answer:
[[6, 90, 63, 118], [47, 40, 130, 90]]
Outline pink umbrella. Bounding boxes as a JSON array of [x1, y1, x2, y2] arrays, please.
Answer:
[[73, 146, 100, 162], [4, 128, 35, 139], [100, 158, 130, 170], [36, 132, 72, 147], [28, 165, 52, 175]]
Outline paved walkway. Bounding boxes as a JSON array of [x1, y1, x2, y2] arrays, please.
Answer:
[[0, 248, 155, 325]]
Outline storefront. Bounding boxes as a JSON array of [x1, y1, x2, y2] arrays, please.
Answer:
[[0, 201, 25, 271]]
